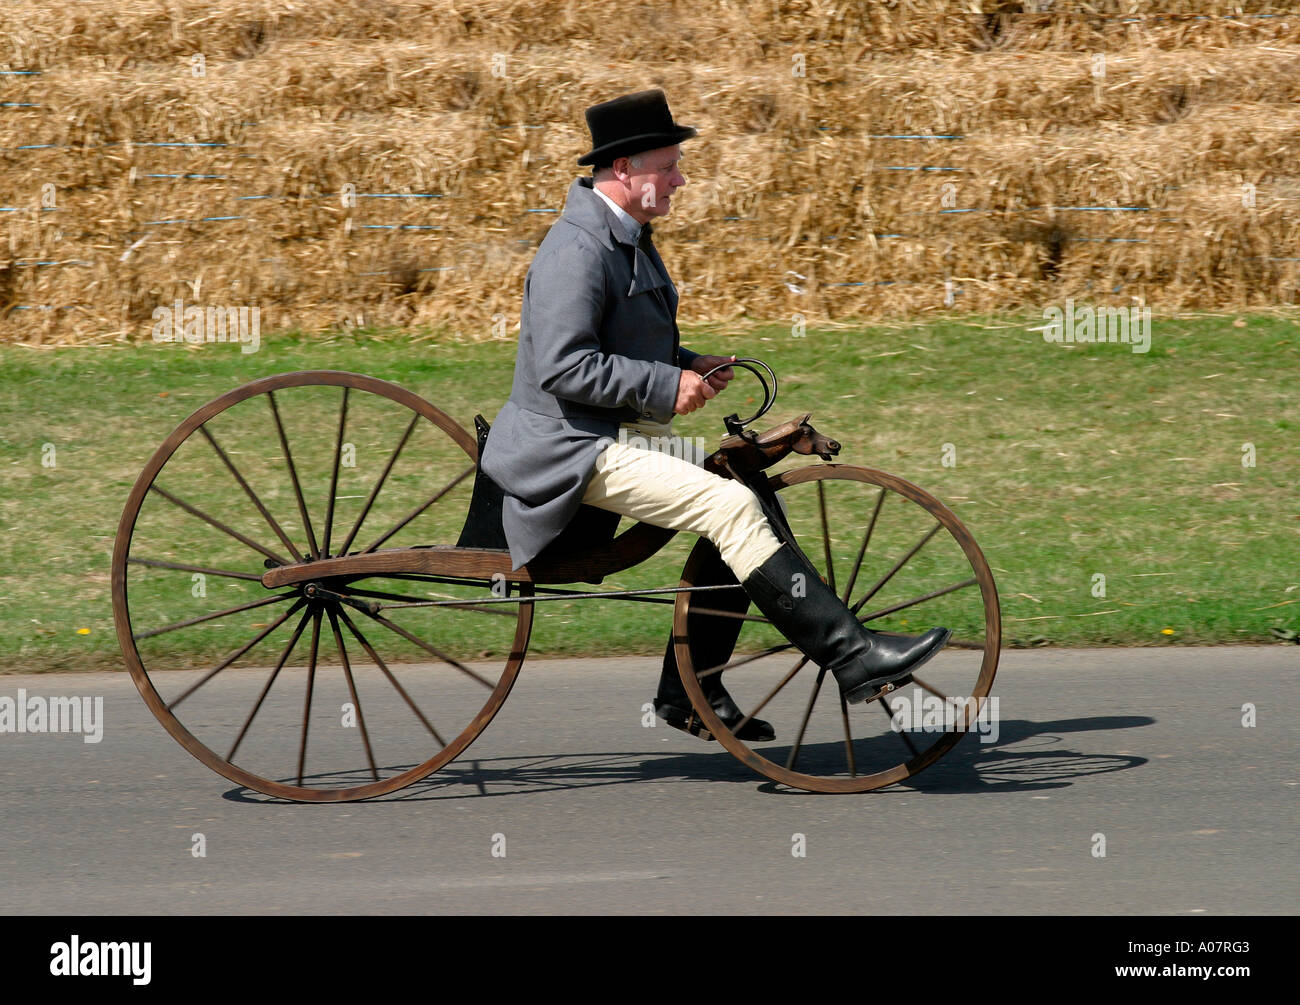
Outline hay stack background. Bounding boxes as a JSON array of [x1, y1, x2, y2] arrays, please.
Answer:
[[2, 0, 1298, 344]]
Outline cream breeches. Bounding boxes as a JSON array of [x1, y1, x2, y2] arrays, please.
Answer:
[[580, 420, 783, 580]]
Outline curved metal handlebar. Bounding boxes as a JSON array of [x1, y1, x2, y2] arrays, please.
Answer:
[[696, 357, 778, 434]]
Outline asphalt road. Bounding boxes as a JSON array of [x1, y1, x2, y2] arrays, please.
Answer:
[[1, 647, 1295, 915]]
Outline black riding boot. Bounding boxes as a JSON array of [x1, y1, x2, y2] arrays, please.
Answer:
[[742, 544, 951, 703], [654, 543, 776, 742]]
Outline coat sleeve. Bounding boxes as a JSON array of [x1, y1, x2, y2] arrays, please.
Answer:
[[678, 346, 699, 369], [527, 234, 681, 423]]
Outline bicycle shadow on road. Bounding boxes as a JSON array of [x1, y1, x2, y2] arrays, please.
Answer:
[[732, 713, 1152, 796], [856, 713, 1153, 796], [223, 714, 1152, 803]]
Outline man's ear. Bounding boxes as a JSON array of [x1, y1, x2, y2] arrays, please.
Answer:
[[610, 156, 633, 184]]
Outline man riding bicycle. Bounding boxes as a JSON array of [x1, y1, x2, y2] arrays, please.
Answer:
[[480, 89, 950, 741]]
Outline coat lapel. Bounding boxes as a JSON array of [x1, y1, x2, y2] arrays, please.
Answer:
[[634, 225, 677, 308], [637, 224, 682, 363], [628, 243, 669, 298]]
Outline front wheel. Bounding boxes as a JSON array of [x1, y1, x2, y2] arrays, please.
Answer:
[[673, 464, 1000, 793]]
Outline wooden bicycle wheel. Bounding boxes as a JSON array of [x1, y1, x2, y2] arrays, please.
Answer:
[[673, 464, 1000, 793], [112, 371, 532, 802]]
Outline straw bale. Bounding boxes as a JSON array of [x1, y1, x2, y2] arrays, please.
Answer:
[[7, 2, 1299, 67], [3, 1, 1299, 343]]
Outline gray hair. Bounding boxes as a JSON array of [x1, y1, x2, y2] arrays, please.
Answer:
[[593, 152, 647, 178]]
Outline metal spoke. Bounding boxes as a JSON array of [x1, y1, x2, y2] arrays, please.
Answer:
[[127, 557, 263, 582], [729, 653, 808, 740], [838, 691, 857, 777], [785, 661, 824, 771], [360, 609, 496, 689], [857, 576, 979, 624], [841, 487, 886, 604], [321, 386, 350, 558], [134, 592, 297, 640], [297, 610, 322, 787], [851, 521, 944, 614], [199, 424, 304, 563], [354, 578, 737, 606], [335, 607, 447, 747], [557, 592, 672, 606], [911, 673, 948, 703], [168, 598, 306, 711], [380, 582, 742, 611], [880, 698, 920, 756], [817, 479, 836, 596], [696, 640, 798, 682], [226, 607, 313, 761], [532, 584, 743, 608], [327, 606, 379, 782], [148, 484, 290, 566], [337, 413, 421, 557], [360, 575, 739, 613], [894, 679, 980, 732], [267, 390, 320, 560], [343, 586, 516, 618], [361, 463, 475, 553]]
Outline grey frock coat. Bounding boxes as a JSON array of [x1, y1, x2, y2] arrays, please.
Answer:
[[480, 176, 699, 569]]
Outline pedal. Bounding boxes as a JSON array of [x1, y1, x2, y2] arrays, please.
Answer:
[[658, 707, 717, 742], [684, 713, 716, 742]]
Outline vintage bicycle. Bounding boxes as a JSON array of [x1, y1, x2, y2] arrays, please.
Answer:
[[111, 360, 1000, 801]]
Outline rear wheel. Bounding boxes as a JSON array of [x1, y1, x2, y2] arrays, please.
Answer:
[[112, 371, 532, 802]]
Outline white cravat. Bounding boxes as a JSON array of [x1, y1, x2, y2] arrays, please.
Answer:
[[593, 185, 642, 243]]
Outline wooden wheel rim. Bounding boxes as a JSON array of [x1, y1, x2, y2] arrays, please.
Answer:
[[673, 463, 1001, 794], [111, 370, 532, 802]]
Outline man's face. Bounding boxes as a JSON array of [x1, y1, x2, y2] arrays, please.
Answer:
[[616, 145, 685, 223]]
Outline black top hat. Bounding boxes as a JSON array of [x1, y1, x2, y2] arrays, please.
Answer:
[[578, 89, 698, 167]]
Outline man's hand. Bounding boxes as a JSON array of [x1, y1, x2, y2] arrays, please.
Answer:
[[674, 370, 717, 415], [691, 354, 738, 392]]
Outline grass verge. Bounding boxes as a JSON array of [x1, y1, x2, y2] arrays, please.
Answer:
[[1, 311, 1295, 672]]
